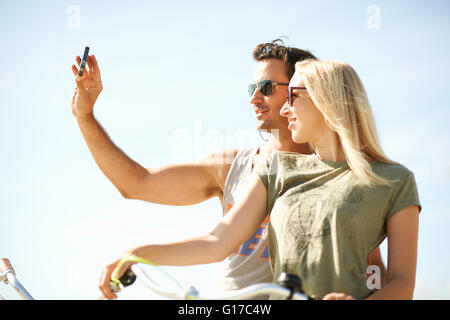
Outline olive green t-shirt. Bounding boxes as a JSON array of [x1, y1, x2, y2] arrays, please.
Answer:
[[256, 152, 421, 300]]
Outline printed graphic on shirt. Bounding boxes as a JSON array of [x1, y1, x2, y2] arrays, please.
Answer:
[[225, 203, 269, 260]]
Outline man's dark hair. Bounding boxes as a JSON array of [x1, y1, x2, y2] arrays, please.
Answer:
[[253, 38, 317, 79]]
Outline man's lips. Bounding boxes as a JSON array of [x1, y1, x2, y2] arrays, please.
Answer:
[[254, 108, 269, 115]]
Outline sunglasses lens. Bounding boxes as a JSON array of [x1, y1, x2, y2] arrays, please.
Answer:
[[259, 80, 273, 96], [248, 84, 256, 97], [249, 80, 274, 97]]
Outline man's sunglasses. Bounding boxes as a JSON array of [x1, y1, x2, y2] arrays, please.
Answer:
[[248, 80, 289, 97], [286, 86, 307, 106]]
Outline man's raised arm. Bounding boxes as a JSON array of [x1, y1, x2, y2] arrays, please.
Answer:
[[71, 54, 237, 205]]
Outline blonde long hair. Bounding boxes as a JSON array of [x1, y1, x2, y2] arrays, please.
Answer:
[[296, 59, 394, 185]]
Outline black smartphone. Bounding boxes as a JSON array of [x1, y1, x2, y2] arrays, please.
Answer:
[[78, 46, 90, 76]]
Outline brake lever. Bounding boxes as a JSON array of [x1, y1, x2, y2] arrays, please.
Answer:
[[109, 269, 137, 293]]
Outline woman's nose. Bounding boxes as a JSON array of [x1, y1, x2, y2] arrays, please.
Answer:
[[280, 100, 291, 117]]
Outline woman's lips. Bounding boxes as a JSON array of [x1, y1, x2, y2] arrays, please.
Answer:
[[287, 117, 297, 129]]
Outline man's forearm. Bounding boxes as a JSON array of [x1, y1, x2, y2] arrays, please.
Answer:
[[75, 114, 229, 205], [76, 114, 147, 197]]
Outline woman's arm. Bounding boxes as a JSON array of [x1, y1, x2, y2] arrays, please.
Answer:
[[98, 174, 268, 299], [366, 205, 420, 299], [323, 205, 420, 300], [366, 247, 387, 288]]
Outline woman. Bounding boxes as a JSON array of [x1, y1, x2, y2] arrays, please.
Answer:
[[98, 60, 421, 300]]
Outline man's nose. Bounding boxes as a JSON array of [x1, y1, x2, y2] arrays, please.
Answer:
[[249, 88, 264, 105]]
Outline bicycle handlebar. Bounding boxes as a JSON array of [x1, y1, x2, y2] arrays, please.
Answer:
[[2, 257, 309, 300], [113, 264, 309, 300], [0, 258, 34, 300], [0, 258, 13, 274]]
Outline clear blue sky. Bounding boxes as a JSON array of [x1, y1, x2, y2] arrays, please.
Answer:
[[1, 0, 449, 299]]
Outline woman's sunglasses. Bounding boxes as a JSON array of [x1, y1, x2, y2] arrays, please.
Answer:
[[286, 86, 307, 106], [248, 80, 289, 97]]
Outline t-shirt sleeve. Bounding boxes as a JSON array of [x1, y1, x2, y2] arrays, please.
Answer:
[[255, 153, 274, 191], [386, 172, 422, 222], [255, 152, 279, 214]]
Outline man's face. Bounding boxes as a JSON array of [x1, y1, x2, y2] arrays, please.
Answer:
[[249, 58, 291, 132]]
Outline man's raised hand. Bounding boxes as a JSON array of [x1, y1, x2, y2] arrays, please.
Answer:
[[71, 54, 103, 119]]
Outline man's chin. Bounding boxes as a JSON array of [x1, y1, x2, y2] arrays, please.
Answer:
[[256, 120, 272, 132], [257, 126, 279, 135]]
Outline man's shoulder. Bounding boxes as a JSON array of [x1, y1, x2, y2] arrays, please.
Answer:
[[200, 149, 241, 192], [200, 149, 240, 167], [200, 147, 260, 166]]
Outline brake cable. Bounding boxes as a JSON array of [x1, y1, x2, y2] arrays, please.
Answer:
[[110, 256, 186, 294]]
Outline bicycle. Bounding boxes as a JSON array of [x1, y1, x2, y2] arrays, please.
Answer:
[[1, 256, 309, 300], [0, 258, 34, 300]]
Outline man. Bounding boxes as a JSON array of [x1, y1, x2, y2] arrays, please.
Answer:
[[71, 40, 385, 299]]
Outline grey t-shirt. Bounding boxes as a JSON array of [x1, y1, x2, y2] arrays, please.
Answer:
[[216, 147, 273, 295], [256, 151, 421, 299]]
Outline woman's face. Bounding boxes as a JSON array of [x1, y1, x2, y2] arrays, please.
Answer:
[[280, 72, 327, 144]]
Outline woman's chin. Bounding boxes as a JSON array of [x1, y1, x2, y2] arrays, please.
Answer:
[[291, 132, 307, 144]]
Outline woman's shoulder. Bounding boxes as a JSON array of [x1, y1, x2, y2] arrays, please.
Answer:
[[270, 151, 316, 166], [268, 152, 415, 180], [370, 161, 414, 180], [271, 151, 313, 160]]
